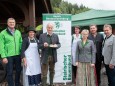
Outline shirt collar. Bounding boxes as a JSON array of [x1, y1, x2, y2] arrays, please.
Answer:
[[47, 32, 53, 36], [81, 39, 89, 47], [106, 34, 112, 39], [74, 34, 81, 38], [8, 27, 15, 34]]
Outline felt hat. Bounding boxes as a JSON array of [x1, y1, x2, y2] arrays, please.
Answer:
[[27, 26, 36, 33]]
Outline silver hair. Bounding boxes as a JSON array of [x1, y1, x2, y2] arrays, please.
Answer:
[[46, 23, 54, 28], [103, 24, 112, 29]]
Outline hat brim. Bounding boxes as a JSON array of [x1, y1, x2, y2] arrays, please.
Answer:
[[28, 30, 36, 33]]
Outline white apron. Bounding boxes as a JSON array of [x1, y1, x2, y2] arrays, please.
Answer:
[[23, 39, 41, 86]]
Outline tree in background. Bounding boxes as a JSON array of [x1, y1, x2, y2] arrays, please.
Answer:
[[50, 0, 90, 14]]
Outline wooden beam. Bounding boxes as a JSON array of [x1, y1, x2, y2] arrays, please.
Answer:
[[0, 3, 12, 16], [43, 0, 50, 13], [1, 0, 30, 27], [29, 0, 36, 28]]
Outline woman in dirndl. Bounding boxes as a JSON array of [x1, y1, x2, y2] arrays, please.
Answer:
[[21, 27, 41, 86], [75, 29, 98, 86]]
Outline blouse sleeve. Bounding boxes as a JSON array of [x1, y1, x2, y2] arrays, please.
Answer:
[[91, 41, 96, 64], [75, 41, 80, 62], [21, 38, 28, 58]]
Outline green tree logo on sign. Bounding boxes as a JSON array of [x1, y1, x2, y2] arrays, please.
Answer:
[[55, 22, 62, 29]]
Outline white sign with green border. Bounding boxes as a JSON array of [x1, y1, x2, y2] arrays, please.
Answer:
[[43, 14, 72, 83]]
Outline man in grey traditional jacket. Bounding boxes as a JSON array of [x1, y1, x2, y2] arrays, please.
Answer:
[[102, 24, 115, 86]]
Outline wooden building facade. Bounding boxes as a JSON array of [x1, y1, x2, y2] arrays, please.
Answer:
[[0, 0, 52, 28]]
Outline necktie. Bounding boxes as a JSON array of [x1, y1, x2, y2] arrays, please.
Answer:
[[102, 37, 107, 48]]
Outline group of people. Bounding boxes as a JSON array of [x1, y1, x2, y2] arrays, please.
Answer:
[[0, 18, 61, 86], [72, 24, 115, 86], [0, 17, 115, 86]]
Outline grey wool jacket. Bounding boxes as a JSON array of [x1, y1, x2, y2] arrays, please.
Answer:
[[102, 34, 115, 65], [75, 39, 96, 64]]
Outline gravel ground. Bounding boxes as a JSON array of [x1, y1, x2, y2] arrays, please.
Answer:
[[52, 66, 108, 86], [0, 66, 108, 86]]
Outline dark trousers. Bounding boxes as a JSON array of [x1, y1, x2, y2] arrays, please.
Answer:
[[72, 65, 77, 83], [41, 56, 55, 86], [105, 65, 115, 86], [6, 55, 22, 86], [95, 59, 102, 86], [95, 54, 103, 86]]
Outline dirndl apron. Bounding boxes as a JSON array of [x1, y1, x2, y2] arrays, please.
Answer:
[[23, 39, 41, 86]]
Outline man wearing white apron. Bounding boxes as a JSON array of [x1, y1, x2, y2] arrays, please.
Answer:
[[21, 27, 41, 86]]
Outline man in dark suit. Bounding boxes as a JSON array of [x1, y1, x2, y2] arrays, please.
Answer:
[[88, 24, 104, 86], [39, 23, 61, 86]]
